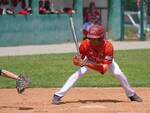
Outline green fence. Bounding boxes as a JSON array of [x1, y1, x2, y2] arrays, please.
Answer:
[[0, 0, 125, 46], [108, 0, 124, 40], [0, 0, 83, 46]]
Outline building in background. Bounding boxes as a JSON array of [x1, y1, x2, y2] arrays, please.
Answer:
[[0, 0, 149, 46]]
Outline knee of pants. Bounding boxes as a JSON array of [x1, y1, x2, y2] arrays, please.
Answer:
[[77, 66, 90, 78], [112, 69, 124, 77], [112, 71, 128, 82]]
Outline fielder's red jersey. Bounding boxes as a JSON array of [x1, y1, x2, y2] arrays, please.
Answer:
[[79, 39, 113, 65]]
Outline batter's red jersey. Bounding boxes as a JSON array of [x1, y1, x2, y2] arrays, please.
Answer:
[[74, 39, 113, 74], [73, 39, 113, 74], [79, 39, 114, 65]]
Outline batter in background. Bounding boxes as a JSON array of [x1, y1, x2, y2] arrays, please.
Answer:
[[52, 25, 143, 104]]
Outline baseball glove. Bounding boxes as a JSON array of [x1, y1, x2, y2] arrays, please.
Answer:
[[16, 74, 31, 93]]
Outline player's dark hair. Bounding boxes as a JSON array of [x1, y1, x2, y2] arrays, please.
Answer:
[[83, 36, 88, 40]]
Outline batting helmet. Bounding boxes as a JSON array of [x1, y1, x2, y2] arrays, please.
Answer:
[[87, 25, 105, 39]]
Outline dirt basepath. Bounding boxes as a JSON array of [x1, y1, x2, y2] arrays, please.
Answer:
[[0, 88, 149, 113]]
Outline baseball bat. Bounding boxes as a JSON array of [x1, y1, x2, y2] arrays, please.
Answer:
[[63, 8, 80, 55], [69, 15, 80, 55]]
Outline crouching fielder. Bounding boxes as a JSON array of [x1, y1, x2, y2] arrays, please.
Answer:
[[52, 25, 142, 104]]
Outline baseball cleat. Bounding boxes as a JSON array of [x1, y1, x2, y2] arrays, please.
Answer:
[[52, 94, 62, 105], [129, 93, 143, 102]]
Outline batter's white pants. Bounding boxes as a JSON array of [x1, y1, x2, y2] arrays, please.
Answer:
[[55, 59, 135, 97]]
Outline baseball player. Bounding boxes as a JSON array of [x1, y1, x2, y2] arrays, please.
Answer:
[[52, 25, 142, 104], [84, 1, 101, 24], [0, 69, 31, 93]]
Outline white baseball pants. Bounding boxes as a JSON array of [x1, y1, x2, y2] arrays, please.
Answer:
[[55, 59, 135, 97]]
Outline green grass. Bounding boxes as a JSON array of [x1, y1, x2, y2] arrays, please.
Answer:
[[0, 49, 150, 88]]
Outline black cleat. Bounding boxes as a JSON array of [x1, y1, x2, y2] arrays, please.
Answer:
[[52, 94, 62, 105], [129, 94, 143, 102]]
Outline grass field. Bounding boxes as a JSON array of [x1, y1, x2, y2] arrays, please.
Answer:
[[0, 49, 150, 88]]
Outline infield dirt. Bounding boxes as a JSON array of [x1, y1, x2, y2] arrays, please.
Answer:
[[0, 88, 149, 113]]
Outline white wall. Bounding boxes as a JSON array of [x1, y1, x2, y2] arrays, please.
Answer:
[[83, 0, 108, 7], [50, 0, 73, 9]]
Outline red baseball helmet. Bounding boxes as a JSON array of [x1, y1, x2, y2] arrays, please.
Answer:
[[87, 25, 105, 39]]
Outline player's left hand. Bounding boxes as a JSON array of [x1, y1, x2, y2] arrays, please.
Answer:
[[73, 55, 86, 67]]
